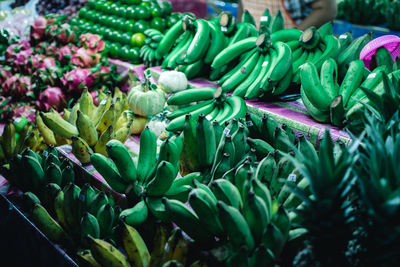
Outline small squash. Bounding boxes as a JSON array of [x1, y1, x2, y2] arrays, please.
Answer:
[[127, 82, 166, 116], [158, 70, 188, 93]]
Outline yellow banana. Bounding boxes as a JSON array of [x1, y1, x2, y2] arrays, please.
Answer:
[[2, 121, 16, 159], [63, 108, 71, 121], [130, 116, 148, 135], [31, 203, 65, 243], [77, 250, 102, 267], [71, 136, 93, 164], [120, 222, 150, 267], [36, 111, 57, 145], [41, 111, 79, 139], [94, 125, 115, 156], [93, 93, 112, 127], [87, 236, 131, 267], [76, 110, 99, 147], [96, 104, 116, 137], [79, 88, 95, 118], [115, 120, 132, 144]]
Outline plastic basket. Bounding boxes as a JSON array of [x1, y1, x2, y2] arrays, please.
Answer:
[[360, 35, 400, 69]]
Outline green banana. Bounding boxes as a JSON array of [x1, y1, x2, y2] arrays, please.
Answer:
[[339, 59, 366, 106], [106, 139, 137, 183], [217, 201, 255, 251], [31, 203, 65, 242], [120, 199, 149, 227], [96, 203, 114, 238], [189, 187, 223, 236], [300, 61, 333, 110], [90, 153, 127, 193], [210, 179, 243, 210], [137, 127, 157, 184], [81, 212, 100, 239], [146, 161, 176, 196], [157, 20, 184, 57], [212, 37, 258, 69], [269, 10, 284, 33], [185, 19, 210, 64], [167, 87, 216, 106], [244, 190, 270, 243]]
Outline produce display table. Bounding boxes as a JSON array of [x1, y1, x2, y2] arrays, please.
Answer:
[[139, 66, 352, 147], [333, 19, 400, 38]]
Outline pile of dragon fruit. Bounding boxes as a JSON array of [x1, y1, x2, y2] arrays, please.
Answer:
[[0, 15, 120, 122]]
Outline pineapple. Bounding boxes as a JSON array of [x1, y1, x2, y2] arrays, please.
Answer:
[[349, 113, 400, 266], [285, 130, 356, 266]]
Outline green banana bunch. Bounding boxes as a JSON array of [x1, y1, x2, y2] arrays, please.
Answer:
[[0, 119, 49, 164], [211, 30, 296, 98], [166, 87, 247, 132], [160, 12, 260, 80], [340, 0, 387, 26], [386, 0, 400, 31], [90, 129, 184, 227], [299, 57, 396, 127], [338, 32, 373, 79], [40, 88, 132, 164], [141, 29, 164, 67]]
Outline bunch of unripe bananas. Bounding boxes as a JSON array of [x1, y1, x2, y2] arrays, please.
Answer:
[[38, 88, 137, 164], [8, 147, 117, 240], [91, 129, 183, 228], [177, 112, 296, 177], [166, 87, 247, 132], [300, 46, 400, 126], [140, 29, 164, 67], [0, 119, 48, 164], [157, 10, 261, 80]]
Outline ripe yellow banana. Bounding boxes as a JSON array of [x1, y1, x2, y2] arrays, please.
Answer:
[[96, 104, 116, 137], [71, 136, 93, 164], [79, 88, 95, 118], [87, 236, 131, 267], [36, 111, 57, 145], [31, 203, 65, 243], [77, 250, 102, 267], [94, 125, 115, 156], [41, 111, 79, 139], [76, 110, 99, 147], [120, 222, 150, 267]]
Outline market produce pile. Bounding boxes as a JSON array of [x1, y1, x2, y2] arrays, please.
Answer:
[[337, 0, 400, 31], [0, 15, 128, 122], [69, 0, 180, 63], [2, 2, 400, 267]]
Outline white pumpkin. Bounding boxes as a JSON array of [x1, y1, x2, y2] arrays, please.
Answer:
[[127, 83, 166, 116], [158, 70, 188, 93]]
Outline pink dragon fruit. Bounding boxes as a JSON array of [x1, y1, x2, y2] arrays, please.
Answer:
[[0, 65, 12, 85], [55, 23, 76, 44], [62, 68, 95, 93], [90, 90, 99, 106], [37, 57, 57, 70], [58, 44, 78, 64], [2, 75, 32, 98], [13, 105, 36, 123], [71, 47, 101, 68], [5, 39, 31, 61], [93, 65, 111, 82], [30, 16, 47, 42], [80, 33, 105, 53], [36, 86, 66, 111], [15, 48, 33, 66]]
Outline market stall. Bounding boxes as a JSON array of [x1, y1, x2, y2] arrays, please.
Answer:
[[1, 0, 400, 266]]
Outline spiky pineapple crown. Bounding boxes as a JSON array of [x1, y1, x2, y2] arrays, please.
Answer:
[[284, 130, 358, 265]]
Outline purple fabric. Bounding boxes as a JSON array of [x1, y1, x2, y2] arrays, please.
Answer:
[[170, 0, 208, 18], [360, 35, 400, 69]]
